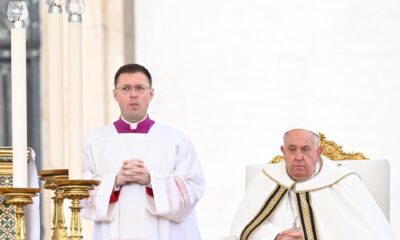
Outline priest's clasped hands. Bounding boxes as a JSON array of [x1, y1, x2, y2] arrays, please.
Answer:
[[115, 159, 151, 187]]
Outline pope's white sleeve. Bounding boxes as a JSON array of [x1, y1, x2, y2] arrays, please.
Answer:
[[318, 174, 396, 240], [248, 221, 281, 240], [221, 237, 239, 240], [227, 219, 280, 240], [146, 139, 205, 222]]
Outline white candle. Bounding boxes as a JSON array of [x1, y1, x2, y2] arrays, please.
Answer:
[[11, 23, 28, 187], [48, 5, 65, 170], [8, 1, 29, 188], [68, 15, 83, 179]]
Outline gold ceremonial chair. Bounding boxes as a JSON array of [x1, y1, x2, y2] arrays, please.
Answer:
[[245, 133, 391, 221]]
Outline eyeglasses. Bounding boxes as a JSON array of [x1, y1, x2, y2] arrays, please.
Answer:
[[115, 85, 151, 94]]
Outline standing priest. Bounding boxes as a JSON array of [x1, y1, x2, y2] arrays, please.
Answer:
[[81, 63, 205, 240], [226, 123, 395, 240]]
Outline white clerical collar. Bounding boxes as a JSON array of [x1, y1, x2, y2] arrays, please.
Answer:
[[263, 157, 354, 191], [121, 115, 147, 130]]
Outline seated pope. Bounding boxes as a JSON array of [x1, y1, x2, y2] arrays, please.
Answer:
[[226, 124, 395, 240]]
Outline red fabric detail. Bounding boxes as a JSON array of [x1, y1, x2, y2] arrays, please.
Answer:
[[110, 186, 152, 202], [109, 187, 121, 203], [146, 187, 154, 197]]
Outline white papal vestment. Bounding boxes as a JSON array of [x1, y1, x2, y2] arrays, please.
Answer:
[[227, 158, 395, 240], [81, 122, 205, 240]]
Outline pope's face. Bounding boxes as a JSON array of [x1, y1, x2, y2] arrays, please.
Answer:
[[113, 72, 154, 123], [281, 129, 323, 181]]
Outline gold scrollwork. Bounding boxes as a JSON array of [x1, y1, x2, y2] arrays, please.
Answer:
[[270, 132, 368, 163]]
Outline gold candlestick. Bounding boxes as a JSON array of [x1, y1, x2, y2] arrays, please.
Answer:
[[38, 169, 69, 240], [55, 179, 100, 240], [0, 187, 40, 240]]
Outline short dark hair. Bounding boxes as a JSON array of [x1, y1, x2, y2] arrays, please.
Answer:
[[114, 63, 152, 88]]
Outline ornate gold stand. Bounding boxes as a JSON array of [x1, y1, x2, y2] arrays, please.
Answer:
[[38, 169, 69, 240], [0, 187, 40, 240], [56, 180, 100, 240]]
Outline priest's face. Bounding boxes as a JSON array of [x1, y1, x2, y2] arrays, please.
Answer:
[[281, 129, 323, 181], [113, 72, 154, 123]]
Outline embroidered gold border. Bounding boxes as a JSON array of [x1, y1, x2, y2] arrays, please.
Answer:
[[262, 169, 295, 189], [263, 162, 360, 192], [296, 192, 319, 240], [240, 185, 287, 240], [294, 172, 358, 193]]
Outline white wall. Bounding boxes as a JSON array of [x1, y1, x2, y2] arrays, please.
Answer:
[[133, 0, 400, 239]]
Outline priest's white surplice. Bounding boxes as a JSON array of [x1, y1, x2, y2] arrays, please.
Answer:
[[26, 148, 40, 240], [227, 158, 395, 240], [81, 123, 205, 240]]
